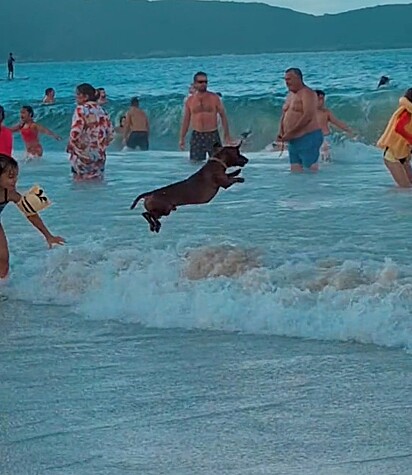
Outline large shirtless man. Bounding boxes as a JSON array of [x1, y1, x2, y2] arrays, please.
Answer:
[[277, 68, 323, 172], [179, 71, 231, 161]]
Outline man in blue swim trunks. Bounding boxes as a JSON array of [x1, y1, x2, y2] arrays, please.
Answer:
[[277, 68, 323, 172]]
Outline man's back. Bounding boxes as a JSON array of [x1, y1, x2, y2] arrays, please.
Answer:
[[127, 107, 149, 132]]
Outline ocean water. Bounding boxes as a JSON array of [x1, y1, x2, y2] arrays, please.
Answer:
[[1, 50, 412, 474]]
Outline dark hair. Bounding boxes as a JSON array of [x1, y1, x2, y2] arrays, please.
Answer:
[[0, 154, 19, 175], [22, 105, 34, 118], [76, 83, 98, 101], [130, 96, 139, 106], [404, 88, 412, 103], [285, 67, 303, 80], [0, 105, 4, 121], [98, 87, 105, 92], [193, 71, 207, 82], [45, 87, 54, 95], [119, 115, 126, 126], [315, 89, 325, 97]]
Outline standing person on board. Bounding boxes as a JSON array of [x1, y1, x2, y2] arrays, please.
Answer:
[[7, 53, 15, 80]]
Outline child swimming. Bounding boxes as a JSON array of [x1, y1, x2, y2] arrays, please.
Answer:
[[0, 154, 65, 279]]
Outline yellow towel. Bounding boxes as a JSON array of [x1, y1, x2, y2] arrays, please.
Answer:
[[377, 97, 412, 159]]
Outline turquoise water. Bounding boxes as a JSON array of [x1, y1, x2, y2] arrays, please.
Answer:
[[1, 51, 412, 474]]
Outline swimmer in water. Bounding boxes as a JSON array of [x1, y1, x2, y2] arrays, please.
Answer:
[[315, 90, 354, 161], [377, 75, 390, 89], [43, 88, 56, 104], [10, 106, 61, 158], [0, 154, 65, 279]]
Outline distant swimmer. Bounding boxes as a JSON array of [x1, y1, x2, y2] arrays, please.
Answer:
[[123, 97, 150, 151], [277, 68, 322, 172], [97, 87, 107, 105], [0, 154, 65, 279], [10, 106, 61, 158], [315, 90, 354, 161], [43, 88, 56, 104], [67, 83, 113, 180], [7, 53, 15, 80], [0, 106, 13, 156], [377, 75, 390, 89], [179, 71, 232, 161], [377, 88, 412, 188]]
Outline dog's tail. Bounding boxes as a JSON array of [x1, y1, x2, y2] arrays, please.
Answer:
[[130, 192, 151, 210]]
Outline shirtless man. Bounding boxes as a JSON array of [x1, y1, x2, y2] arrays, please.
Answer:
[[315, 90, 353, 161], [277, 68, 323, 172], [179, 71, 232, 161], [124, 97, 150, 150]]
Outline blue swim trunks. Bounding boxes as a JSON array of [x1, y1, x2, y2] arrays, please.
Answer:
[[288, 129, 323, 168]]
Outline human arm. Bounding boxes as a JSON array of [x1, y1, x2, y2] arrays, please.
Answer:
[[328, 111, 353, 135], [217, 97, 231, 143], [9, 124, 22, 133], [281, 89, 317, 141], [8, 189, 65, 248], [36, 123, 61, 141], [276, 94, 292, 141], [395, 110, 412, 144], [179, 100, 191, 150]]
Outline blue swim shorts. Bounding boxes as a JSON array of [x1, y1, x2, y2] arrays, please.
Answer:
[[288, 129, 323, 168]]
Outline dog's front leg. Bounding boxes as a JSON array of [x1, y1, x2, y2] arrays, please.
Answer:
[[219, 175, 244, 189]]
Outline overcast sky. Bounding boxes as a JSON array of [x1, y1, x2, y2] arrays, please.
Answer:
[[202, 0, 412, 15]]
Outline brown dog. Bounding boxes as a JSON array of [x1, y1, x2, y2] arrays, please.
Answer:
[[130, 144, 249, 232]]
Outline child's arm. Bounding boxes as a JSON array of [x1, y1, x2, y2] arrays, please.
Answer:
[[9, 123, 22, 133], [36, 123, 62, 141], [9, 190, 65, 248], [328, 111, 353, 135]]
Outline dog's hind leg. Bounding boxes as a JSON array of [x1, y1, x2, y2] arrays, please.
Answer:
[[142, 212, 157, 232]]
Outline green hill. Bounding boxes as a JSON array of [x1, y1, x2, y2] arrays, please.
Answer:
[[1, 0, 411, 61]]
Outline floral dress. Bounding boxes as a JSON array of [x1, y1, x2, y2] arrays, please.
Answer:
[[68, 102, 113, 179]]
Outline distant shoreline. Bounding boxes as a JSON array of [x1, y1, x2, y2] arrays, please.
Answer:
[[14, 46, 412, 65]]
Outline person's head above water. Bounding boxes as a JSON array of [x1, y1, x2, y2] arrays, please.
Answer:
[[315, 89, 326, 107], [0, 105, 5, 123], [130, 96, 140, 107], [45, 87, 55, 97], [119, 115, 126, 127], [404, 88, 412, 103], [377, 75, 390, 88], [76, 83, 98, 104], [0, 154, 19, 190], [284, 68, 304, 93], [20, 105, 34, 122], [193, 71, 208, 93]]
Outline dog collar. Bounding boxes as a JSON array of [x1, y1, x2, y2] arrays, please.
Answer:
[[208, 157, 228, 170]]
